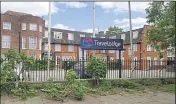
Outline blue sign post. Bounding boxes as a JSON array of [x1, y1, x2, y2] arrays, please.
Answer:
[[80, 37, 124, 78]]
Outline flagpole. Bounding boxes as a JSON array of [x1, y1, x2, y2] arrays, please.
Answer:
[[47, 2, 51, 79], [93, 2, 96, 56], [128, 1, 134, 77]]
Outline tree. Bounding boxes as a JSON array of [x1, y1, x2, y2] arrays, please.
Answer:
[[105, 26, 123, 36], [146, 2, 175, 58]]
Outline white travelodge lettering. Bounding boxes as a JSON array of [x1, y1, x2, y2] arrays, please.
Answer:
[[93, 39, 121, 47]]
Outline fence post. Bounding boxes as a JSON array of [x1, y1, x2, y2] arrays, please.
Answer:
[[119, 50, 122, 78]]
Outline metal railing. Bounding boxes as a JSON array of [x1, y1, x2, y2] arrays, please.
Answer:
[[1, 58, 175, 82]]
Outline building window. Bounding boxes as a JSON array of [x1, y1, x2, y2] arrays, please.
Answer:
[[68, 45, 74, 52], [68, 33, 74, 40], [154, 57, 158, 65], [109, 36, 116, 39], [80, 34, 85, 37], [110, 57, 114, 60], [147, 44, 152, 51], [3, 22, 11, 30], [100, 50, 106, 53], [29, 37, 37, 49], [55, 44, 61, 51], [101, 37, 105, 38], [22, 23, 26, 30], [45, 31, 48, 38], [29, 54, 36, 59], [44, 44, 48, 51], [109, 50, 115, 53], [39, 25, 42, 32], [133, 44, 137, 51], [2, 35, 11, 48], [121, 34, 125, 40], [29, 23, 37, 31], [39, 39, 42, 50], [54, 31, 62, 39], [128, 48, 131, 56], [22, 37, 26, 49], [133, 31, 138, 39]]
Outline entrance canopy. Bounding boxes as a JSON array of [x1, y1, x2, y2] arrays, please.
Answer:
[[80, 37, 124, 50]]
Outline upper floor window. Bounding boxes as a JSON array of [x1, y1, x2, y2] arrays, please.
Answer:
[[109, 36, 116, 39], [29, 36, 37, 49], [68, 33, 74, 40], [101, 37, 105, 38], [55, 44, 61, 51], [44, 31, 48, 38], [121, 34, 125, 40], [29, 23, 37, 31], [54, 31, 62, 39], [68, 45, 74, 52], [133, 44, 137, 51], [100, 50, 106, 53], [147, 44, 152, 51], [3, 22, 11, 30], [109, 50, 115, 53], [39, 25, 42, 32], [133, 31, 138, 39], [22, 36, 26, 49], [2, 35, 11, 48], [22, 23, 26, 30], [80, 34, 85, 37]]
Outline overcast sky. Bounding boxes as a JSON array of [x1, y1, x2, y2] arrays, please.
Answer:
[[1, 2, 149, 32]]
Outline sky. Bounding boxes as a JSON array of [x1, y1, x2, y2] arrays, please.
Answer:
[[1, 2, 150, 33]]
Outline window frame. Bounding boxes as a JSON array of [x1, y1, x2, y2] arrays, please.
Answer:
[[22, 23, 26, 30], [29, 23, 37, 31], [55, 44, 61, 51], [68, 45, 74, 52], [2, 35, 11, 48], [121, 34, 125, 40], [54, 31, 62, 39], [132, 31, 138, 39], [68, 33, 74, 40], [39, 25, 42, 32], [29, 36, 37, 50], [3, 22, 11, 30], [22, 36, 27, 49]]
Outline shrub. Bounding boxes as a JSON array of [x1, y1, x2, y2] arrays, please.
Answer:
[[111, 79, 139, 89], [87, 57, 107, 86], [136, 78, 162, 86], [1, 82, 16, 95], [11, 82, 37, 100]]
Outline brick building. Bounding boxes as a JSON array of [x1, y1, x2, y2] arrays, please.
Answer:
[[1, 11, 45, 59]]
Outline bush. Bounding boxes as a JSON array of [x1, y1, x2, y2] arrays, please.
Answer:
[[11, 82, 37, 100], [87, 57, 107, 86], [111, 79, 139, 89], [1, 82, 16, 95], [135, 78, 162, 86]]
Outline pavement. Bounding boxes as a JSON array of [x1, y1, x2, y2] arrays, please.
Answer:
[[1, 92, 175, 104]]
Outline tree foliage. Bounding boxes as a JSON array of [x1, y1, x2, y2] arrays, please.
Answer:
[[86, 57, 107, 86], [105, 26, 123, 36], [146, 2, 175, 57]]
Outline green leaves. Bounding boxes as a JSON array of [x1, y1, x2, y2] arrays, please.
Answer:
[[87, 57, 107, 79], [146, 2, 175, 57], [106, 26, 123, 36]]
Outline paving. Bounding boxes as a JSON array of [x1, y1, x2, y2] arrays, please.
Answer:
[[1, 92, 175, 104]]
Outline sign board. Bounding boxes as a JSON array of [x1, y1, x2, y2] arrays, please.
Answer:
[[80, 37, 123, 50]]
